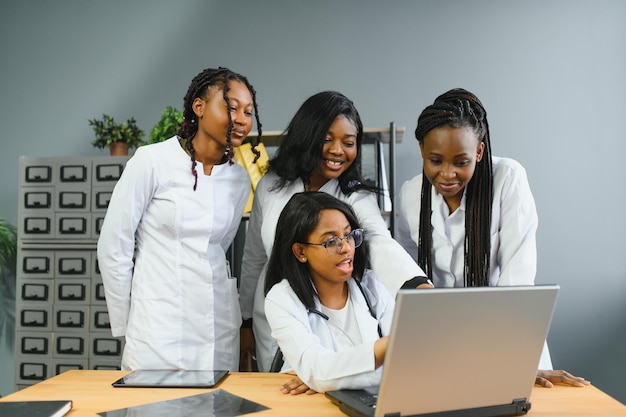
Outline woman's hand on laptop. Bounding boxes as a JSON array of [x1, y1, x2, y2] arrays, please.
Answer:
[[535, 369, 591, 387], [280, 376, 317, 395], [402, 276, 434, 289]]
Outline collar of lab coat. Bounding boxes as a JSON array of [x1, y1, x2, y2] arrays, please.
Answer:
[[308, 276, 383, 344]]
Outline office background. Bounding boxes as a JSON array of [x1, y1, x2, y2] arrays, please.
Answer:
[[1, 0, 624, 403]]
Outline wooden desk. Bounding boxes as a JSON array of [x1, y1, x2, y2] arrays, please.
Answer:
[[1, 370, 624, 416]]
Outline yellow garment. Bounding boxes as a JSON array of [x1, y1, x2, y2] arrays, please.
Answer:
[[234, 142, 270, 213]]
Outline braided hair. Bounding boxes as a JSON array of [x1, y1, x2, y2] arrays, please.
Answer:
[[414, 88, 493, 287], [178, 67, 262, 191]]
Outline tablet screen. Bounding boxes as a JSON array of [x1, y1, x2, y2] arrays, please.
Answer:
[[112, 370, 229, 388]]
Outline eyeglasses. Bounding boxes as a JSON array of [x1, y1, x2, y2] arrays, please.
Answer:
[[301, 229, 364, 256]]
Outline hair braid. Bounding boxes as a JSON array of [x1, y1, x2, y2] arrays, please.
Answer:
[[414, 88, 493, 286], [220, 70, 235, 164], [177, 67, 262, 189], [248, 84, 263, 163], [417, 177, 434, 279]]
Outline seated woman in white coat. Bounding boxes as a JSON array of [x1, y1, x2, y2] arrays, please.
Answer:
[[396, 88, 589, 388], [264, 192, 394, 394]]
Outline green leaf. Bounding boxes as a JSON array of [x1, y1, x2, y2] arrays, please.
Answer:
[[89, 114, 146, 150]]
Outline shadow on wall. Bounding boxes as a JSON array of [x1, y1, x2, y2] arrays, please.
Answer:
[[583, 321, 626, 405]]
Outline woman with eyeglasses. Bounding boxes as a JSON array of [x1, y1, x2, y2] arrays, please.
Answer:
[[264, 192, 394, 394], [239, 91, 428, 380]]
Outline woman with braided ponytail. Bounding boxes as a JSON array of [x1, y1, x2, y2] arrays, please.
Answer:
[[397, 88, 588, 388], [98, 67, 262, 371]]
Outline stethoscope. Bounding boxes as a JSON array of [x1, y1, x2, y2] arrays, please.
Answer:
[[307, 278, 383, 338]]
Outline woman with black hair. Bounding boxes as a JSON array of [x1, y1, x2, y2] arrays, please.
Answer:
[[397, 88, 588, 388], [239, 91, 428, 375], [264, 192, 394, 393], [98, 67, 262, 371]]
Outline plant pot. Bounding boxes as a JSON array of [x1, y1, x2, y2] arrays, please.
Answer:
[[110, 142, 128, 156]]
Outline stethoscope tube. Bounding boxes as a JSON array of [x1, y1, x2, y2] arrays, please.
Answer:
[[307, 279, 383, 338]]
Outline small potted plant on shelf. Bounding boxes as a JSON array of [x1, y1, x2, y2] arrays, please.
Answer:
[[149, 106, 183, 144], [89, 114, 146, 155], [0, 217, 17, 352]]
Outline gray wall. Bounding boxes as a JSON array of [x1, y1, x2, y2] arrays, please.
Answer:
[[1, 0, 624, 403]]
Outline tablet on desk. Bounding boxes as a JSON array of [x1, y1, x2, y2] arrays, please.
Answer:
[[112, 370, 229, 388]]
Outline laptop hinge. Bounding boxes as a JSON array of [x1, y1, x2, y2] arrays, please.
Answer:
[[384, 398, 531, 417]]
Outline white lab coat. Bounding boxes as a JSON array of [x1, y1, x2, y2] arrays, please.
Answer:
[[397, 156, 538, 288], [97, 137, 249, 371], [265, 270, 395, 393], [239, 171, 425, 371], [397, 156, 552, 369]]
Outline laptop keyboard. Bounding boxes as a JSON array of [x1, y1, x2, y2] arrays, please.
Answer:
[[359, 393, 378, 408]]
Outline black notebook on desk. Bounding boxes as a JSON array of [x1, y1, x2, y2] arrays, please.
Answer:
[[326, 286, 559, 417], [0, 400, 72, 417]]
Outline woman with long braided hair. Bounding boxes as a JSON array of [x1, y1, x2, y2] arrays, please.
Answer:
[[98, 67, 262, 371], [398, 88, 499, 288], [397, 88, 588, 388]]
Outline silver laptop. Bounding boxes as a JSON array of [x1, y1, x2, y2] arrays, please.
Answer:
[[326, 285, 559, 417]]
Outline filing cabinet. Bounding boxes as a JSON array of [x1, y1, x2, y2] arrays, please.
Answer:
[[18, 251, 54, 279], [50, 358, 89, 375], [54, 333, 89, 359], [16, 361, 50, 385], [18, 306, 52, 332], [19, 279, 53, 303], [54, 305, 90, 332], [15, 156, 128, 389]]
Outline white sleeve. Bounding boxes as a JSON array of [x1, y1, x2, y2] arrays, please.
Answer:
[[361, 269, 396, 335], [265, 285, 381, 393], [350, 191, 426, 295], [396, 178, 421, 264], [538, 341, 553, 370], [495, 164, 538, 286], [96, 147, 155, 336], [239, 177, 268, 319]]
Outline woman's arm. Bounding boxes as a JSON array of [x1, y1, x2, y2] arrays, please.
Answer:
[[494, 160, 538, 286], [238, 177, 270, 368], [265, 283, 382, 393], [97, 147, 155, 337], [349, 191, 426, 295], [396, 176, 422, 264], [239, 176, 270, 320]]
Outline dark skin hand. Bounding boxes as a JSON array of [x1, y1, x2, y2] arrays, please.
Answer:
[[280, 376, 317, 395], [535, 370, 590, 388], [239, 327, 256, 372]]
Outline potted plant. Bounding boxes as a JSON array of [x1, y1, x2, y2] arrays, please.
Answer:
[[0, 218, 17, 353], [149, 106, 183, 144], [89, 114, 146, 155]]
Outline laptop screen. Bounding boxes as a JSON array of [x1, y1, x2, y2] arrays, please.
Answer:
[[327, 285, 559, 417]]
